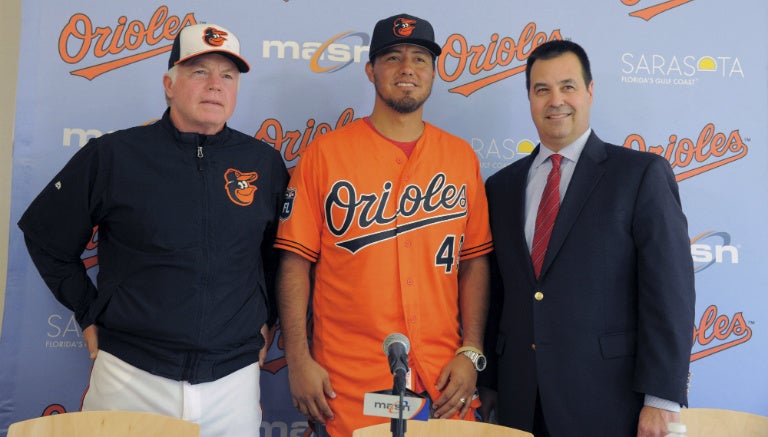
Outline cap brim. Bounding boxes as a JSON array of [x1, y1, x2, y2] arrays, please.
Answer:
[[175, 50, 250, 73]]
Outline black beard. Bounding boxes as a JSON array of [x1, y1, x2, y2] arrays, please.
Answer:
[[376, 89, 428, 114]]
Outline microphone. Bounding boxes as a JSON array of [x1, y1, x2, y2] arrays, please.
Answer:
[[383, 333, 410, 436], [382, 333, 410, 378]]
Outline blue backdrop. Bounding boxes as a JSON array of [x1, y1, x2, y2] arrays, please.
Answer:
[[2, 1, 766, 435]]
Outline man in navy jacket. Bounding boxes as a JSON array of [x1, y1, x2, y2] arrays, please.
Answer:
[[480, 40, 695, 437], [18, 23, 288, 437]]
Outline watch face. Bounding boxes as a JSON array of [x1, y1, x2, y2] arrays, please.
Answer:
[[476, 355, 487, 371], [462, 350, 487, 371]]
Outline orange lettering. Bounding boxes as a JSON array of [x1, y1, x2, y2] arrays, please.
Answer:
[[59, 13, 91, 64], [255, 108, 357, 169], [691, 305, 752, 362], [438, 24, 562, 96], [59, 6, 196, 79], [623, 124, 748, 182], [627, 0, 694, 21]]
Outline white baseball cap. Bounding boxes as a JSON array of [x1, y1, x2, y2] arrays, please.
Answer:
[[168, 23, 250, 72]]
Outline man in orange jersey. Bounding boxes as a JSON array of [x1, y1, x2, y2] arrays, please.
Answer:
[[275, 13, 493, 437]]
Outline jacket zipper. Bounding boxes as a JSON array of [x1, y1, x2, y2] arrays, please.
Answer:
[[196, 142, 209, 366]]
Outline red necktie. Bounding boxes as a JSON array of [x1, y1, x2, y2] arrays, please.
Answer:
[[531, 154, 562, 279]]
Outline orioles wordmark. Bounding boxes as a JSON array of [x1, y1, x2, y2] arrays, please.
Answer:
[[325, 173, 468, 253]]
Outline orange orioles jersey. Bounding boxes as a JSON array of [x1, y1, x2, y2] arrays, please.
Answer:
[[275, 119, 493, 436]]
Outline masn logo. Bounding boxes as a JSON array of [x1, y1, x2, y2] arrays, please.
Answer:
[[374, 401, 411, 413], [690, 231, 739, 273], [260, 421, 310, 437], [63, 119, 156, 147], [262, 31, 370, 73], [63, 128, 106, 147]]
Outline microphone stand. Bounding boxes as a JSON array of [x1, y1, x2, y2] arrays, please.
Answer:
[[390, 367, 406, 437], [384, 335, 410, 437]]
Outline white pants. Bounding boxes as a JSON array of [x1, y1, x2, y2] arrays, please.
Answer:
[[82, 351, 261, 437]]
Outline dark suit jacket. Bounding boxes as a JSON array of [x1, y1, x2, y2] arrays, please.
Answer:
[[483, 132, 695, 436]]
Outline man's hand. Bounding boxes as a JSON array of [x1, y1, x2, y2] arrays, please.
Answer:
[[288, 356, 336, 424], [83, 325, 98, 360], [433, 354, 477, 419], [477, 386, 497, 422], [637, 405, 680, 437]]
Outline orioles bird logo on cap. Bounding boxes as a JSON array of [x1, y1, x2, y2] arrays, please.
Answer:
[[393, 17, 417, 38], [203, 27, 229, 47], [224, 168, 259, 206]]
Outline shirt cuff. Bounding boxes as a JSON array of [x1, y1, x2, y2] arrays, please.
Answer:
[[644, 394, 681, 412]]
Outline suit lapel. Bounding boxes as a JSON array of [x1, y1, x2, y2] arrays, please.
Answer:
[[492, 150, 537, 282], [539, 132, 607, 278], [509, 154, 535, 265]]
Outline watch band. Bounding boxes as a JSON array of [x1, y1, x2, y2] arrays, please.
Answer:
[[456, 346, 487, 372], [455, 346, 483, 356]]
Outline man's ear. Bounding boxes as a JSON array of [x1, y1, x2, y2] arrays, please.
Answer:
[[365, 61, 375, 84], [163, 74, 173, 101]]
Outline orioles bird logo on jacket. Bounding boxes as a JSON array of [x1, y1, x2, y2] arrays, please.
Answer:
[[224, 168, 259, 206]]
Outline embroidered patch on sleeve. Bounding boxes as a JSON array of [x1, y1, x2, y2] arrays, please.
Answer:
[[280, 187, 296, 220]]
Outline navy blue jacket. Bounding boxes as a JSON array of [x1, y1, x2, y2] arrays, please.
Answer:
[[19, 110, 288, 383], [484, 132, 695, 436]]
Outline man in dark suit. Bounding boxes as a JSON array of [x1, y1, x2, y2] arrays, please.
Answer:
[[480, 40, 695, 437]]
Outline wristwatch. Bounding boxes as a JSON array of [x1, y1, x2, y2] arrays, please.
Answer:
[[456, 346, 487, 372]]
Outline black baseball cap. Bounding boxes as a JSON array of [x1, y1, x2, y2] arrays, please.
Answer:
[[369, 13, 442, 61], [168, 23, 250, 72]]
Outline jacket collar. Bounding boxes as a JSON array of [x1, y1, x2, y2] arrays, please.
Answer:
[[160, 108, 232, 147]]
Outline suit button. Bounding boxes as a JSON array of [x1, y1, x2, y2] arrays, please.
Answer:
[[534, 291, 544, 301], [531, 344, 536, 351]]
